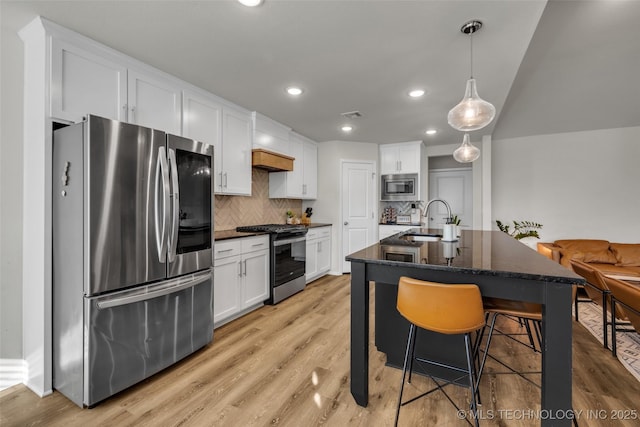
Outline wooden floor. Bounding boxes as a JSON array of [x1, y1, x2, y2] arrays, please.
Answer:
[[1, 274, 639, 426]]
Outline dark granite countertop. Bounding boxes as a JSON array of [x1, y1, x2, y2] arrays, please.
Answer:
[[214, 223, 332, 241], [346, 228, 584, 284], [306, 223, 332, 228], [214, 229, 268, 241]]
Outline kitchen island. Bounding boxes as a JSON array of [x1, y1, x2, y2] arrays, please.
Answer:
[[346, 229, 584, 426]]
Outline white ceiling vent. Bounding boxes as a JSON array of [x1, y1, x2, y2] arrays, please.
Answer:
[[341, 111, 362, 119]]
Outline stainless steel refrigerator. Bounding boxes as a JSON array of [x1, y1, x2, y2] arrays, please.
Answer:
[[52, 115, 214, 407]]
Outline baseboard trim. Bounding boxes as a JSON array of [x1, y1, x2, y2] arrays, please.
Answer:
[[0, 359, 27, 391]]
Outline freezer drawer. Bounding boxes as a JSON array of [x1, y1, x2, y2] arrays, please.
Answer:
[[85, 275, 213, 406], [82, 271, 213, 406]]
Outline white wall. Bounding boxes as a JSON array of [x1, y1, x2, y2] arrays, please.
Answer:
[[303, 140, 378, 275], [492, 126, 640, 243]]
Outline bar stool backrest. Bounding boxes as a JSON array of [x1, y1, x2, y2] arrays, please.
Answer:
[[571, 260, 628, 319], [600, 274, 640, 332], [396, 277, 485, 335]]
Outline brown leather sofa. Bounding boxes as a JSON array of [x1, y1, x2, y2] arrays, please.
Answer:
[[537, 239, 640, 278]]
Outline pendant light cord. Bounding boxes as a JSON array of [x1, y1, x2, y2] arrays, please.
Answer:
[[469, 29, 474, 79]]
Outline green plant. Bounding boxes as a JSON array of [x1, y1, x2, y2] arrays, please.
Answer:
[[286, 210, 294, 218], [496, 220, 542, 240]]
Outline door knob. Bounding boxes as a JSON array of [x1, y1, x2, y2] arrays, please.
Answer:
[[344, 221, 349, 226]]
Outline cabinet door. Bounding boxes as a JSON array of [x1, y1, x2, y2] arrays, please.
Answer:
[[302, 141, 318, 199], [221, 106, 252, 195], [182, 90, 223, 192], [305, 241, 318, 283], [317, 237, 331, 275], [213, 256, 242, 325], [242, 249, 269, 307], [253, 112, 291, 155], [379, 145, 399, 174], [128, 69, 182, 135], [51, 38, 127, 123], [397, 144, 420, 173], [287, 135, 304, 198]]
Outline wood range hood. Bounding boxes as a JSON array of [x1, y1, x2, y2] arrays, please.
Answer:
[[251, 149, 295, 172]]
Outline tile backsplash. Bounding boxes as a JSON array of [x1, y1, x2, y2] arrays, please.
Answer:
[[214, 168, 302, 231]]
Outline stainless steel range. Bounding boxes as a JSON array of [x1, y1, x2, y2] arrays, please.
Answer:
[[236, 224, 308, 304]]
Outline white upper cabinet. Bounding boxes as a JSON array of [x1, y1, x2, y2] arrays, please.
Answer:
[[47, 18, 253, 196], [269, 132, 318, 200], [51, 38, 127, 123], [253, 112, 291, 156], [127, 69, 182, 135], [380, 141, 423, 174], [182, 89, 222, 148], [302, 140, 318, 199], [220, 105, 252, 196]]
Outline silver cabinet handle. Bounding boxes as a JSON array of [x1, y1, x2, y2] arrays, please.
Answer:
[[344, 221, 349, 226], [167, 148, 180, 263]]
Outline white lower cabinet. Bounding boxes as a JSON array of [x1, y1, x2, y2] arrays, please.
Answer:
[[306, 226, 331, 283], [213, 235, 269, 327]]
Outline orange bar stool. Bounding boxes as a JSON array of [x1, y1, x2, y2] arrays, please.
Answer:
[[394, 277, 490, 427]]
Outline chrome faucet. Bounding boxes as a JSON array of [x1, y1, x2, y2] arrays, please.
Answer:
[[422, 198, 452, 224]]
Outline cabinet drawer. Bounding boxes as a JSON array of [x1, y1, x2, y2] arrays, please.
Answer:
[[318, 227, 331, 238], [308, 226, 331, 241], [241, 235, 270, 253], [214, 240, 241, 260]]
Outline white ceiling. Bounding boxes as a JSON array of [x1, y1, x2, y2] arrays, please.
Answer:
[[2, 0, 639, 146]]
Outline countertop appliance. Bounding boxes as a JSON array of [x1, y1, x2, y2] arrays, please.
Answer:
[[381, 173, 419, 201], [236, 224, 308, 304], [52, 115, 214, 407]]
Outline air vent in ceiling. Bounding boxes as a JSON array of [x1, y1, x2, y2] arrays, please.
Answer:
[[341, 111, 362, 119]]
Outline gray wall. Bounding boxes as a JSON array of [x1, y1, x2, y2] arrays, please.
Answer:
[[492, 126, 640, 243], [0, 3, 26, 359]]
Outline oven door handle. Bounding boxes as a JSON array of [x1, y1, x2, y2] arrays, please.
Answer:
[[273, 236, 307, 247]]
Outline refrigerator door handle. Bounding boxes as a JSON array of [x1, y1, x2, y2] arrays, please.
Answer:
[[154, 146, 170, 263], [96, 270, 211, 309], [168, 148, 180, 263]]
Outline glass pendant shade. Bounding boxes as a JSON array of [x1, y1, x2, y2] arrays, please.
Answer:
[[447, 78, 496, 131], [453, 133, 480, 163]]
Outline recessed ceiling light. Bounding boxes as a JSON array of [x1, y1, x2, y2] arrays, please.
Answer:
[[238, 0, 263, 6], [341, 125, 353, 132], [425, 129, 437, 135], [286, 86, 303, 96], [408, 89, 425, 98]]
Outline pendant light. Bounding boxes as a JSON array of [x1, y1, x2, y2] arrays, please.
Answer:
[[447, 20, 495, 132], [453, 133, 480, 163]]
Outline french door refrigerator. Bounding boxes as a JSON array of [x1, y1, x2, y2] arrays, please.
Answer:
[[52, 115, 214, 407]]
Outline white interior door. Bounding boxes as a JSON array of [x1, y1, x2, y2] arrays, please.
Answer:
[[341, 161, 377, 273], [428, 168, 472, 229]]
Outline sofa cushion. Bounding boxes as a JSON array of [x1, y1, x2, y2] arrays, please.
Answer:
[[555, 239, 617, 267], [610, 243, 640, 267]]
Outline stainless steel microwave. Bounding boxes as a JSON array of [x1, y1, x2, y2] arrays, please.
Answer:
[[381, 173, 419, 201]]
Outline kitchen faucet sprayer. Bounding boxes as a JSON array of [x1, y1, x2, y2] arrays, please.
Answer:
[[423, 199, 452, 224]]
